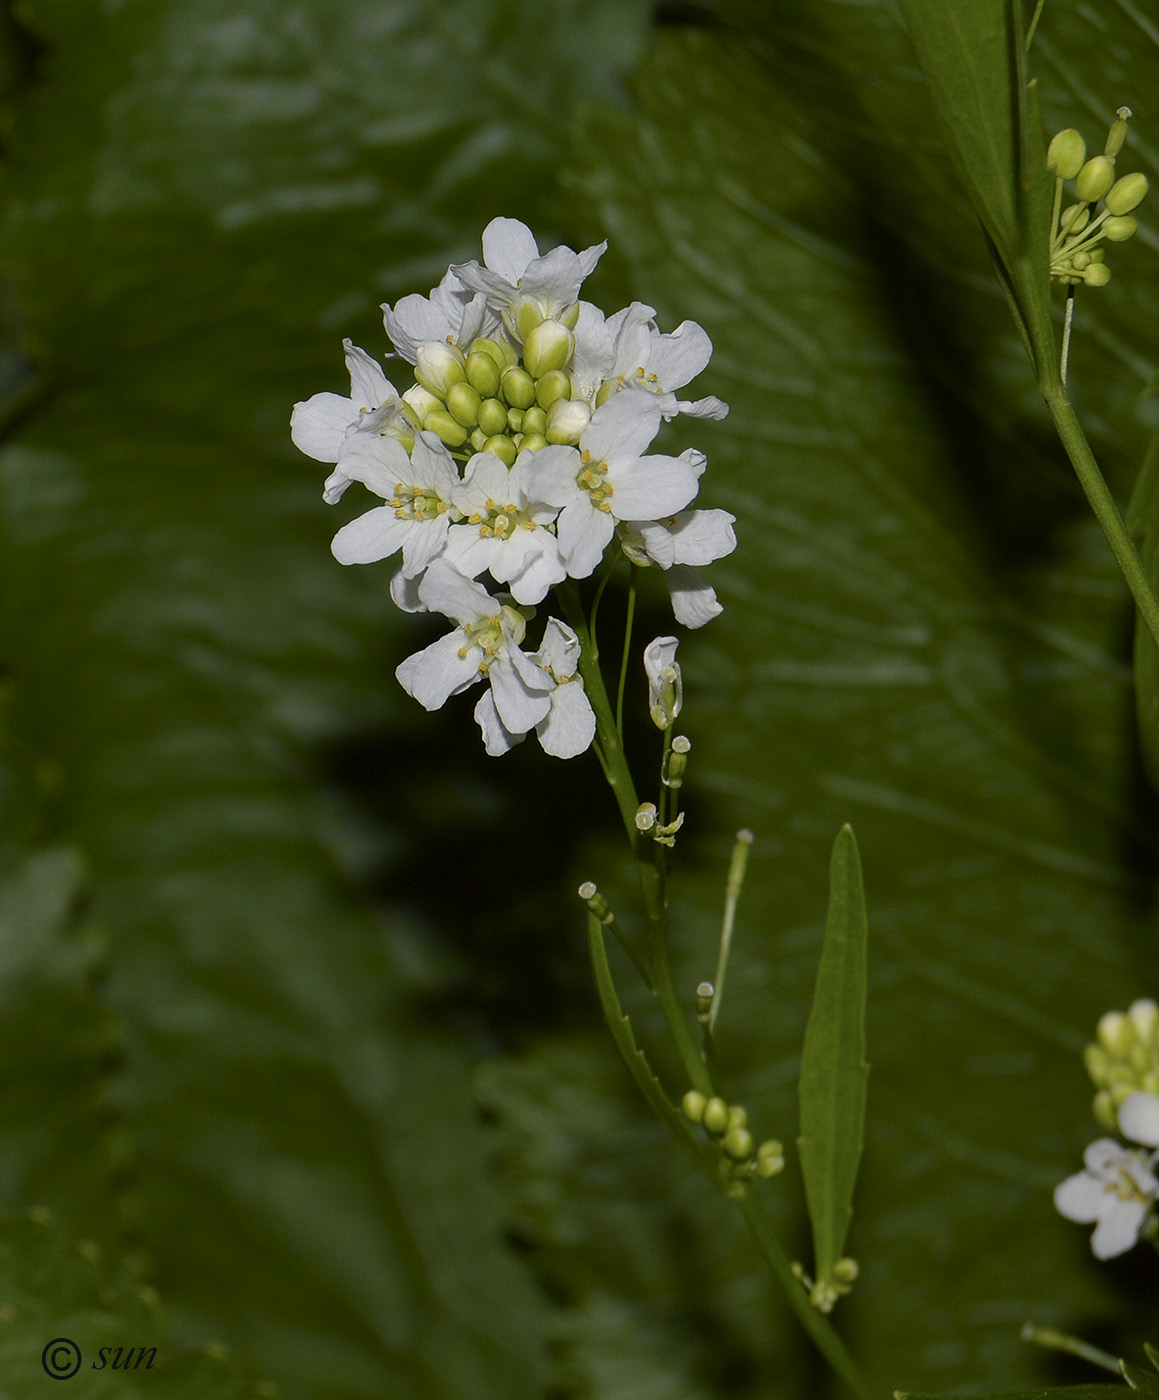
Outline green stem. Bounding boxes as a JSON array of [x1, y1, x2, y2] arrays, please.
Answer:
[[1059, 287, 1075, 387], [1020, 1324, 1120, 1376], [615, 567, 637, 740], [1044, 390, 1159, 653], [737, 1192, 874, 1400]]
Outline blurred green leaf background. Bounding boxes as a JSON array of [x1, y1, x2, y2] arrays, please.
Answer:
[[1, 1, 1158, 1397]]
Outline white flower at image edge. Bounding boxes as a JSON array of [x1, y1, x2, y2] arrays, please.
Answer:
[[475, 618, 596, 759], [395, 561, 554, 738], [1054, 1136, 1159, 1258]]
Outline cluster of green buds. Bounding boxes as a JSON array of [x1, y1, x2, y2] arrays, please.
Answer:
[[1047, 108, 1148, 286], [1085, 997, 1159, 1129], [789, 1257, 859, 1315], [408, 308, 591, 464], [681, 1090, 784, 1196]]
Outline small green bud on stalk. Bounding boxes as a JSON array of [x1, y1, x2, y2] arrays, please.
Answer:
[[466, 351, 502, 398], [501, 367, 537, 410], [445, 382, 482, 428], [1105, 107, 1132, 160], [506, 407, 524, 433], [1105, 171, 1149, 215], [1083, 262, 1111, 286], [702, 1097, 729, 1135], [535, 370, 572, 410], [682, 1090, 708, 1123], [833, 1258, 859, 1285], [756, 1139, 785, 1178], [1071, 251, 1091, 271], [482, 434, 518, 466], [521, 406, 548, 437], [1094, 1089, 1118, 1131], [414, 340, 467, 399], [727, 1104, 748, 1132], [515, 300, 545, 342], [546, 397, 592, 445], [518, 432, 548, 455], [1099, 1010, 1131, 1056], [1060, 203, 1090, 235], [1103, 215, 1139, 241], [477, 397, 508, 437], [470, 336, 517, 369], [470, 428, 488, 452], [1076, 155, 1116, 202], [723, 1127, 754, 1162], [522, 319, 575, 378], [1137, 1000, 1159, 1041], [1047, 128, 1087, 180], [425, 408, 469, 448]]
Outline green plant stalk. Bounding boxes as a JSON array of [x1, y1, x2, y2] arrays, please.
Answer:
[[1044, 389, 1159, 652], [558, 582, 712, 1096]]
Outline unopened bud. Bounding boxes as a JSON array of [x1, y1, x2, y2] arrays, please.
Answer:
[[833, 1257, 859, 1284], [1105, 172, 1149, 215], [560, 302, 581, 330], [470, 336, 517, 369], [466, 351, 502, 398], [477, 397, 509, 437], [522, 319, 575, 378], [727, 1104, 747, 1132], [482, 434, 518, 466], [1083, 262, 1111, 286], [521, 406, 547, 437], [514, 300, 544, 342], [506, 407, 524, 433], [518, 433, 548, 455], [644, 636, 683, 730], [1084, 1044, 1110, 1084], [403, 383, 442, 423], [1076, 155, 1115, 202], [1105, 107, 1132, 161], [424, 408, 469, 448], [470, 427, 488, 452], [702, 1097, 729, 1135], [1060, 203, 1090, 235], [501, 367, 537, 410], [1104, 214, 1139, 241], [1094, 1089, 1118, 1130], [446, 382, 482, 428], [723, 1127, 754, 1161], [682, 1089, 707, 1123], [414, 340, 467, 399], [546, 397, 592, 445], [535, 370, 572, 410], [1047, 128, 1087, 180], [757, 1139, 785, 1178], [663, 745, 688, 789], [594, 379, 617, 408], [1099, 1011, 1131, 1056]]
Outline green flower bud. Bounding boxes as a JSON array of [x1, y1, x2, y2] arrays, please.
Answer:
[[662, 739, 689, 789], [470, 427, 489, 452], [1076, 155, 1115, 202], [1060, 203, 1090, 235], [506, 407, 524, 433], [1097, 214, 1136, 242], [501, 367, 537, 410], [1088, 247, 1106, 262], [723, 1127, 754, 1161], [403, 383, 442, 424], [523, 319, 575, 378], [445, 382, 482, 428], [470, 336, 518, 369], [1071, 250, 1091, 271], [466, 351, 502, 398], [1047, 128, 1087, 180], [424, 408, 469, 448], [414, 341, 467, 399], [1099, 1010, 1131, 1056], [682, 1090, 707, 1123], [1083, 262, 1111, 286], [482, 434, 518, 467], [1105, 172, 1149, 215], [594, 379, 617, 408], [515, 300, 544, 342], [560, 301, 581, 330], [546, 397, 592, 445], [518, 432, 548, 455], [477, 397, 508, 437], [521, 406, 547, 437], [727, 1104, 748, 1132], [1084, 1043, 1110, 1084], [1105, 107, 1132, 161], [833, 1257, 859, 1284], [1094, 1089, 1118, 1131], [536, 370, 572, 410], [756, 1139, 785, 1178], [702, 1097, 729, 1135]]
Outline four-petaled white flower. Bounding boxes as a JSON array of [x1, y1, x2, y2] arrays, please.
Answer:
[[451, 217, 606, 340], [329, 430, 460, 577], [1054, 1136, 1159, 1258], [475, 618, 596, 759], [381, 266, 497, 364], [524, 392, 704, 579], [396, 562, 554, 738], [442, 452, 567, 605], [606, 302, 729, 420], [619, 508, 737, 627]]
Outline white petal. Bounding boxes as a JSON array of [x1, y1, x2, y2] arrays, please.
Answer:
[[666, 565, 722, 627], [519, 246, 590, 317], [557, 501, 615, 578], [390, 569, 426, 613], [1084, 1138, 1130, 1174], [1091, 1198, 1148, 1258], [517, 445, 583, 508], [1053, 1170, 1107, 1223], [582, 391, 663, 466], [322, 465, 353, 504], [537, 680, 596, 758], [669, 509, 737, 566], [576, 239, 607, 280], [336, 431, 413, 499], [408, 431, 461, 496], [399, 517, 450, 577], [488, 653, 552, 734], [537, 618, 581, 678], [676, 394, 729, 420], [607, 452, 701, 520], [396, 631, 480, 710], [331, 506, 413, 565], [418, 559, 496, 626], [474, 689, 520, 755], [569, 301, 615, 401], [291, 391, 357, 462], [1119, 1092, 1159, 1148], [343, 339, 392, 408], [481, 218, 540, 283], [646, 320, 713, 391]]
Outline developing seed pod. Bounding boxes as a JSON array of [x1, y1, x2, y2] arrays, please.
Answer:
[[1047, 128, 1087, 180], [1076, 155, 1115, 203], [1105, 172, 1149, 215]]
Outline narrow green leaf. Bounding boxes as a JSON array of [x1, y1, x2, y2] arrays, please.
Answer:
[[897, 1390, 1128, 1400], [1120, 1362, 1159, 1398], [797, 825, 870, 1287], [1128, 425, 1159, 785]]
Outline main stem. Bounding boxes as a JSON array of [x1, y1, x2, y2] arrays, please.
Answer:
[[1044, 389, 1159, 653]]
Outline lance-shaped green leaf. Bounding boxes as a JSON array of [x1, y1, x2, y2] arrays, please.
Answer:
[[797, 825, 870, 1289], [1120, 1362, 1159, 1399], [893, 0, 1056, 386]]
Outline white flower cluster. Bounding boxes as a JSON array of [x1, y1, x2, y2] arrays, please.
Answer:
[[1055, 1089, 1159, 1258], [291, 218, 734, 757]]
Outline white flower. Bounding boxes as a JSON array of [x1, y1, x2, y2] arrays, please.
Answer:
[[329, 430, 459, 576], [567, 301, 616, 402], [1119, 1091, 1159, 1147], [442, 452, 565, 605], [619, 508, 737, 628], [644, 636, 683, 729], [381, 267, 498, 364], [1054, 1137, 1159, 1258], [521, 392, 704, 579], [606, 302, 729, 420], [396, 561, 554, 736], [474, 619, 596, 759], [291, 340, 404, 502], [451, 217, 606, 340]]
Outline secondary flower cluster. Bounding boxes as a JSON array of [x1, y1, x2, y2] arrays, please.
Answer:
[[291, 218, 734, 757]]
